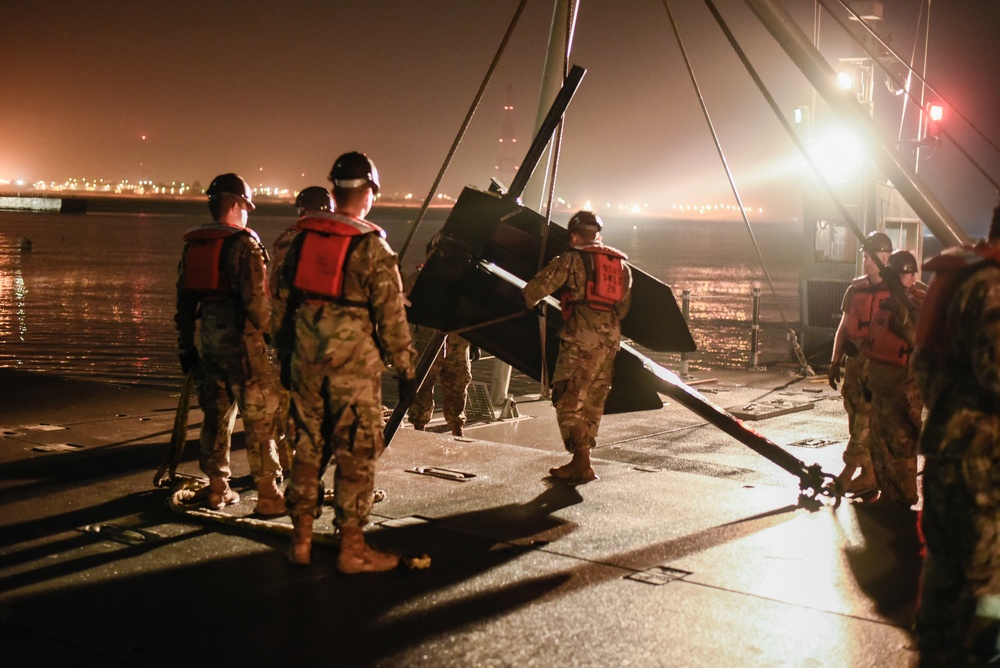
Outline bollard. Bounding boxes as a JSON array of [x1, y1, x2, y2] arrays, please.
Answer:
[[680, 289, 691, 377], [749, 286, 761, 368]]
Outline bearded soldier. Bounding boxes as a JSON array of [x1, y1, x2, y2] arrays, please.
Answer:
[[522, 211, 632, 484], [174, 173, 285, 515]]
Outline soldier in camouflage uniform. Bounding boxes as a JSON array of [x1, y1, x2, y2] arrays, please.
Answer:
[[273, 152, 417, 571], [268, 186, 334, 472], [828, 231, 893, 497], [404, 250, 475, 437], [522, 211, 632, 485], [913, 208, 1000, 666], [862, 250, 926, 506], [174, 173, 285, 515]]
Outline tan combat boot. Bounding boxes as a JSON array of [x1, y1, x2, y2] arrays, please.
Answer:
[[843, 464, 877, 496], [337, 524, 399, 574], [549, 448, 598, 485], [287, 515, 314, 566], [206, 477, 239, 510], [255, 476, 286, 516]]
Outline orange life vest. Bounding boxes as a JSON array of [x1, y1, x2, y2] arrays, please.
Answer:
[[182, 224, 250, 300], [843, 276, 880, 341], [560, 244, 628, 320], [864, 288, 913, 367], [291, 213, 385, 304]]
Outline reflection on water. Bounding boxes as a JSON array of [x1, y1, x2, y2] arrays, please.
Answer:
[[0, 206, 802, 388]]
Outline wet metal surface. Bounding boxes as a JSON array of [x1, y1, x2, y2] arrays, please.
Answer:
[[0, 367, 920, 667]]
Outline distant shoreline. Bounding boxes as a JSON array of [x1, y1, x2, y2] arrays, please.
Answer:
[[0, 190, 797, 224]]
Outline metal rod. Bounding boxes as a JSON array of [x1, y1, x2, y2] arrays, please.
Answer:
[[740, 0, 969, 247], [506, 64, 586, 201]]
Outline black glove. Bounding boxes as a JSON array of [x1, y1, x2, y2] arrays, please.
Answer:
[[398, 375, 419, 405], [827, 361, 841, 390], [179, 348, 199, 375], [279, 353, 292, 390], [469, 345, 481, 362]]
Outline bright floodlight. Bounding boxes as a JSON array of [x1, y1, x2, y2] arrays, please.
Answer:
[[811, 133, 862, 183], [928, 104, 944, 122], [837, 71, 854, 90]]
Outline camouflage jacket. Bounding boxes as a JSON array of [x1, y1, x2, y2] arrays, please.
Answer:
[[175, 223, 271, 355], [914, 256, 1000, 456], [273, 223, 416, 379], [522, 243, 633, 348]]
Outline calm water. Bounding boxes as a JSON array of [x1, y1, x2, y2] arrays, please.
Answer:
[[0, 202, 802, 389]]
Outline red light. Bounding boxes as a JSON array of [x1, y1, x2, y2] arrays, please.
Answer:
[[928, 104, 944, 122]]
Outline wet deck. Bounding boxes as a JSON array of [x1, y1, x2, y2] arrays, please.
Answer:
[[0, 365, 921, 667]]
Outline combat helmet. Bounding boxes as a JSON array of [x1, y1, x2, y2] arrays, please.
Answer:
[[329, 152, 380, 194], [295, 186, 333, 214], [887, 249, 918, 275], [567, 210, 603, 233], [206, 173, 255, 211], [861, 230, 892, 255]]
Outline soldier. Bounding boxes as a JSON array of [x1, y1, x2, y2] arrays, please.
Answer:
[[828, 230, 892, 497], [174, 173, 285, 515], [522, 211, 632, 484], [862, 249, 926, 506], [405, 239, 476, 437], [913, 207, 1000, 666], [274, 152, 417, 571], [269, 186, 334, 471]]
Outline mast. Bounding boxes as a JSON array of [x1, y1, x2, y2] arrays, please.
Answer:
[[741, 0, 970, 247]]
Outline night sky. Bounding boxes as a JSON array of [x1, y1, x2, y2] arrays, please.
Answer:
[[2, 1, 998, 227]]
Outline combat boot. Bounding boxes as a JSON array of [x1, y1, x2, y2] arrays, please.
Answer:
[[255, 476, 286, 516], [206, 477, 239, 510], [450, 422, 464, 437], [843, 465, 877, 496], [287, 515, 313, 566], [337, 524, 399, 574], [549, 448, 598, 485]]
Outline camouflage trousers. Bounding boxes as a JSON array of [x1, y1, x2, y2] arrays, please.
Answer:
[[408, 336, 471, 429], [868, 384, 922, 505], [286, 362, 385, 528], [551, 340, 617, 454], [196, 350, 282, 484], [917, 409, 1000, 663], [840, 354, 872, 468]]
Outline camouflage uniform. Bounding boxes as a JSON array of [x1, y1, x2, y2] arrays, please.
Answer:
[[175, 223, 283, 486], [837, 281, 874, 472], [274, 223, 416, 528], [404, 269, 472, 432], [522, 245, 632, 454], [268, 222, 304, 471], [914, 253, 1000, 665], [863, 281, 925, 505]]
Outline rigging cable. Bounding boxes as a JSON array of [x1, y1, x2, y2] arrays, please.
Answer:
[[660, 0, 814, 375], [397, 0, 530, 263], [822, 0, 1000, 192], [699, 0, 911, 320]]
